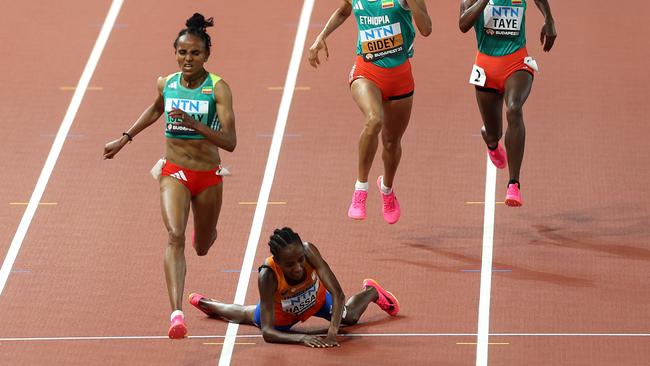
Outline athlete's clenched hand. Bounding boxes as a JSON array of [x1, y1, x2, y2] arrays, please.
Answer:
[[168, 108, 199, 130], [103, 138, 128, 159]]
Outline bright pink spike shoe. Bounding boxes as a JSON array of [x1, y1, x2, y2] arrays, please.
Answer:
[[505, 183, 523, 207], [362, 279, 400, 316], [488, 144, 507, 169], [188, 293, 212, 317], [376, 176, 400, 224], [168, 315, 187, 339], [348, 189, 368, 220]]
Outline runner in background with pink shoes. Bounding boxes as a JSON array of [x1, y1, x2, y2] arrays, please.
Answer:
[[459, 0, 556, 206], [189, 228, 399, 347], [308, 0, 431, 224]]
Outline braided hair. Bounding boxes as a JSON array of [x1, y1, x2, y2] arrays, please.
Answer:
[[173, 13, 214, 53], [268, 227, 303, 258]]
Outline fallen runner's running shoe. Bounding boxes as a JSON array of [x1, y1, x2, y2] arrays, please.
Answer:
[[362, 278, 400, 316]]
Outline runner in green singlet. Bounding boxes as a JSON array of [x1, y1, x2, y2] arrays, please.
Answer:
[[103, 13, 236, 339], [308, 0, 431, 225], [460, 0, 556, 206]]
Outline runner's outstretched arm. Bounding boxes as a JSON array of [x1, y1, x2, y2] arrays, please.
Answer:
[[305, 242, 345, 347], [103, 77, 165, 159], [308, 0, 353, 68]]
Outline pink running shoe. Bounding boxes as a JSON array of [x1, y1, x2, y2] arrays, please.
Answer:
[[376, 176, 400, 224], [488, 144, 507, 169], [362, 279, 400, 316], [168, 315, 187, 339], [505, 183, 523, 207], [348, 189, 368, 220], [188, 293, 213, 317]]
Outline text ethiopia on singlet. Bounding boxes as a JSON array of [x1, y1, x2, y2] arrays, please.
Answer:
[[359, 15, 390, 26]]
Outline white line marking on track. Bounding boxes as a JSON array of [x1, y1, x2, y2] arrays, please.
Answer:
[[0, 0, 124, 297], [476, 155, 497, 366], [1, 333, 648, 342], [218, 1, 315, 365]]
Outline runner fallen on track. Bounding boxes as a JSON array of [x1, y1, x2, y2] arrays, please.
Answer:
[[189, 227, 399, 348], [307, 0, 431, 224], [459, 0, 557, 206], [103, 13, 236, 339]]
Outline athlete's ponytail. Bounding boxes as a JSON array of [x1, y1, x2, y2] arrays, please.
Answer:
[[173, 13, 214, 53]]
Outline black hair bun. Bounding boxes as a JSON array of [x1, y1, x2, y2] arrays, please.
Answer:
[[186, 13, 214, 31]]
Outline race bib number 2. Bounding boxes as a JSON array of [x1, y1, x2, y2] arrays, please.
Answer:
[[469, 64, 487, 87]]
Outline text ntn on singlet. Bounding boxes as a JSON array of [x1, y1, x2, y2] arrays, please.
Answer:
[[162, 72, 221, 139], [474, 0, 527, 57], [352, 0, 415, 68]]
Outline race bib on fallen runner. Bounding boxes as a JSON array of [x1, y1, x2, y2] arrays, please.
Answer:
[[483, 5, 523, 37], [469, 64, 487, 87], [280, 281, 319, 316], [359, 23, 404, 62]]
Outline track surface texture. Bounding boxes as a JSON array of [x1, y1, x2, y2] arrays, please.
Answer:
[[0, 1, 648, 365]]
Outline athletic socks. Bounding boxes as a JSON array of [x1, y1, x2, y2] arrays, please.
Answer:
[[508, 179, 520, 188], [355, 180, 369, 191], [170, 310, 184, 321], [355, 179, 392, 194], [380, 177, 392, 195]]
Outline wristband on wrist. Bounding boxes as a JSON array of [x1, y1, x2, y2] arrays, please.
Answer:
[[122, 132, 133, 142]]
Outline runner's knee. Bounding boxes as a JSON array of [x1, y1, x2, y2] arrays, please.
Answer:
[[194, 241, 214, 256], [195, 246, 210, 256], [194, 231, 217, 256], [505, 102, 524, 122], [382, 133, 402, 152], [167, 230, 185, 247], [364, 113, 383, 136]]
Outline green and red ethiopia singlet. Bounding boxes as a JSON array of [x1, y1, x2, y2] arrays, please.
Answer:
[[352, 0, 416, 68], [474, 0, 527, 56], [162, 72, 221, 140]]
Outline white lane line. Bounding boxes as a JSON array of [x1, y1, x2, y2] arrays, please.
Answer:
[[476, 155, 498, 366], [1, 333, 648, 342], [0, 0, 124, 297], [217, 0, 315, 365]]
